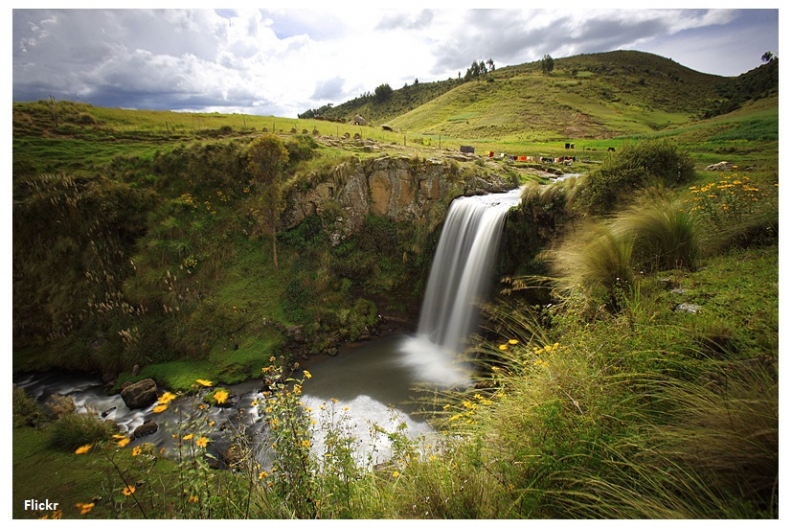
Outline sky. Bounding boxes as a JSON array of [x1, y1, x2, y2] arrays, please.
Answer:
[[8, 3, 781, 118]]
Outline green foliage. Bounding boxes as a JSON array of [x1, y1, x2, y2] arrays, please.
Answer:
[[541, 54, 555, 74], [701, 57, 778, 118], [49, 412, 120, 451], [688, 174, 778, 254], [247, 134, 290, 267], [374, 83, 394, 103], [580, 139, 695, 214], [13, 386, 45, 428]]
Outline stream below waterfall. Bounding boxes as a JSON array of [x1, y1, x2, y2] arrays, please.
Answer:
[[14, 186, 525, 467]]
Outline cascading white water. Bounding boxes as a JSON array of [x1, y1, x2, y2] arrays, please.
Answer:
[[400, 187, 523, 387]]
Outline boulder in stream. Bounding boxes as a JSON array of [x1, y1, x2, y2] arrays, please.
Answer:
[[120, 378, 158, 410]]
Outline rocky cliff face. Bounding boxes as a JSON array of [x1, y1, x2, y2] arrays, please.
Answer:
[[284, 154, 514, 244]]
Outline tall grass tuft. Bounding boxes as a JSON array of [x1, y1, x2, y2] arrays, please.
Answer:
[[611, 195, 699, 273], [542, 223, 635, 315]]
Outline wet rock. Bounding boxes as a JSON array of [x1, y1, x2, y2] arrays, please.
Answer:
[[120, 378, 158, 410], [133, 420, 158, 438]]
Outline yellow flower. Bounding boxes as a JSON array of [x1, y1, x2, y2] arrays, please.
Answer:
[[158, 392, 177, 404], [183, 433, 195, 441], [392, 471, 400, 478], [52, 510, 63, 519], [498, 344, 508, 351], [122, 485, 136, 496], [508, 339, 519, 345], [303, 370, 312, 379], [302, 439, 311, 448], [132, 446, 142, 457], [76, 502, 95, 515], [213, 389, 229, 405], [153, 404, 168, 413], [343, 406, 350, 412], [196, 437, 209, 448], [75, 444, 93, 455], [188, 496, 198, 503], [116, 437, 131, 448], [258, 470, 269, 480], [196, 379, 213, 387]]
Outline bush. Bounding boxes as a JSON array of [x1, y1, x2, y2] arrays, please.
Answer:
[[48, 412, 119, 451], [13, 386, 44, 428], [580, 140, 695, 214]]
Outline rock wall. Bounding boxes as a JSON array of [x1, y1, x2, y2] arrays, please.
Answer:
[[284, 155, 513, 244]]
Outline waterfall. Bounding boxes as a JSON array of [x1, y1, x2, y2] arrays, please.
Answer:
[[400, 187, 523, 387]]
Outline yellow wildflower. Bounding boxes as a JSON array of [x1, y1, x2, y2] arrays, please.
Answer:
[[508, 339, 519, 345], [153, 404, 168, 413], [188, 496, 198, 503], [74, 444, 92, 455], [196, 437, 209, 448], [52, 510, 63, 519], [132, 446, 142, 457], [196, 379, 213, 387], [258, 470, 269, 480], [302, 439, 311, 448], [183, 433, 194, 441], [116, 437, 131, 448], [158, 392, 177, 404], [303, 370, 312, 379], [122, 485, 136, 496], [498, 344, 508, 351], [76, 502, 95, 515], [213, 389, 229, 405], [392, 471, 400, 478]]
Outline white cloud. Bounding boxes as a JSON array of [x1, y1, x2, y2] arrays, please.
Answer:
[[10, 7, 780, 116]]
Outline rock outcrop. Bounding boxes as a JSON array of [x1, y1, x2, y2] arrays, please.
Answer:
[[283, 154, 513, 245]]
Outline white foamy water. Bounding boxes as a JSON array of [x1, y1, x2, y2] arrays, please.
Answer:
[[400, 187, 522, 388]]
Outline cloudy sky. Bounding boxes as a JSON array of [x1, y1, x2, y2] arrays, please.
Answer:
[[9, 3, 781, 118]]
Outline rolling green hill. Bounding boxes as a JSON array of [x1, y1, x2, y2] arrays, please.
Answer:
[[309, 50, 774, 143]]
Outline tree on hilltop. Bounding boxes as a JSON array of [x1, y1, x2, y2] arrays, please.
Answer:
[[541, 54, 555, 74]]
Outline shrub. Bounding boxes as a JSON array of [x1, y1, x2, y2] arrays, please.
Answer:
[[580, 140, 695, 214], [48, 412, 120, 451], [13, 386, 44, 428]]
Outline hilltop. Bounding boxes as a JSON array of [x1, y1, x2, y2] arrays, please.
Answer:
[[307, 50, 776, 141]]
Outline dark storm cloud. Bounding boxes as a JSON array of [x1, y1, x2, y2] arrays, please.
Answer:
[[13, 9, 231, 110], [376, 9, 434, 31]]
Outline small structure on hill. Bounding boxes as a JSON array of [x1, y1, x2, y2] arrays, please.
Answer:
[[351, 114, 367, 126]]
